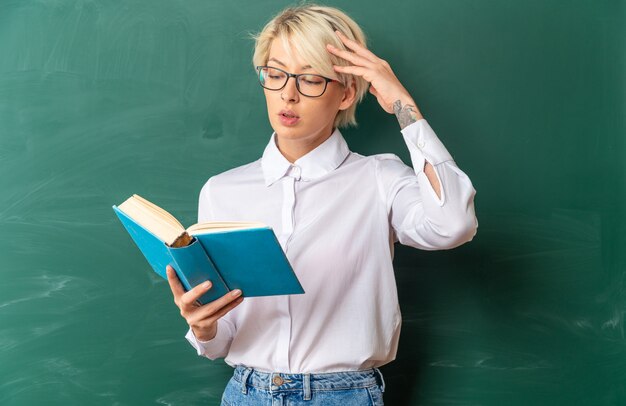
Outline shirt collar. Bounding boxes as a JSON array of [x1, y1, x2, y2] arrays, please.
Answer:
[[261, 127, 350, 186]]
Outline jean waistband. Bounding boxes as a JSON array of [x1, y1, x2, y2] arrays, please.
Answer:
[[233, 365, 385, 399]]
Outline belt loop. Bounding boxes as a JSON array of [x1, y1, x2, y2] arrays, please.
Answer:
[[240, 367, 253, 394], [374, 368, 386, 393], [303, 373, 311, 400]]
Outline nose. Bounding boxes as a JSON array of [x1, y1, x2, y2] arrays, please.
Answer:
[[281, 76, 299, 102]]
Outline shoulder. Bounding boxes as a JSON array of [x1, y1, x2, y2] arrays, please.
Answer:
[[369, 153, 414, 178], [343, 151, 414, 180], [345, 151, 405, 168], [199, 158, 263, 194], [371, 152, 404, 164]]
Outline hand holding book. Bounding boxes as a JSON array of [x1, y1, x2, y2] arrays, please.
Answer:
[[113, 194, 304, 305], [166, 265, 243, 341]]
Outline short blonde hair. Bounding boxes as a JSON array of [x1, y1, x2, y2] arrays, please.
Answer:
[[251, 3, 369, 129]]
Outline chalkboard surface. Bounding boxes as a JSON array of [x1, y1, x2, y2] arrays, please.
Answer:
[[1, 1, 623, 405]]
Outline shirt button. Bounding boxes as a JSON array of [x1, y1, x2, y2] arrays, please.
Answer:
[[272, 375, 284, 386], [417, 140, 426, 149]]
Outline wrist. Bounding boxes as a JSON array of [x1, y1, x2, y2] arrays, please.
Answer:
[[193, 326, 217, 342], [393, 98, 423, 129]]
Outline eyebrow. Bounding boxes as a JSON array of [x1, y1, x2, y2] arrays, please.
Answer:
[[268, 57, 312, 70]]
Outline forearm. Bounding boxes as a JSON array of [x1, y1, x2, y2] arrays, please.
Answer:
[[393, 97, 423, 129], [393, 98, 440, 197]]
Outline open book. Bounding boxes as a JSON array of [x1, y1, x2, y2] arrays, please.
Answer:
[[113, 194, 304, 304]]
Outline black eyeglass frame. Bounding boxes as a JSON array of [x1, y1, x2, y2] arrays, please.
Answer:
[[255, 65, 339, 98]]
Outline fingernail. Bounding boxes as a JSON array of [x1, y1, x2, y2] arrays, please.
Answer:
[[203, 281, 211, 289], [231, 289, 242, 297]]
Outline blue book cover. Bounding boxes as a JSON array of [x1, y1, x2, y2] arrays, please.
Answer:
[[112, 204, 304, 304]]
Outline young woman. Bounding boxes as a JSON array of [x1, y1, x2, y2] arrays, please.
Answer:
[[165, 4, 477, 405]]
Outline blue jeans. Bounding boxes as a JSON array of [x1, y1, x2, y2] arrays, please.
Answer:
[[220, 365, 385, 405]]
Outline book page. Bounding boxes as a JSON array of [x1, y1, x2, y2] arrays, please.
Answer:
[[118, 195, 186, 245], [132, 194, 185, 230], [187, 221, 267, 235]]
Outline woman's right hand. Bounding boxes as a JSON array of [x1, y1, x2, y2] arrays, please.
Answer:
[[166, 264, 243, 341]]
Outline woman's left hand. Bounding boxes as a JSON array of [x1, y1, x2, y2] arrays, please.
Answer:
[[326, 30, 422, 119]]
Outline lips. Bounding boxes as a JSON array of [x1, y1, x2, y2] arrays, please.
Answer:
[[279, 109, 299, 118], [278, 109, 300, 126]]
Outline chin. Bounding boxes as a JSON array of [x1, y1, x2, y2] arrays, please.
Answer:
[[275, 129, 304, 139], [272, 122, 305, 137]]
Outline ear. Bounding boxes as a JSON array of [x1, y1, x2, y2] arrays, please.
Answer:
[[338, 80, 357, 111]]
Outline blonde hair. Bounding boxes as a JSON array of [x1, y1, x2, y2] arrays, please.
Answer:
[[251, 3, 369, 129]]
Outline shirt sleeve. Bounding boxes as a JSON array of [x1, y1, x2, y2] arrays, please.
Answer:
[[375, 119, 478, 250], [197, 177, 214, 223], [184, 177, 237, 359], [184, 319, 236, 360]]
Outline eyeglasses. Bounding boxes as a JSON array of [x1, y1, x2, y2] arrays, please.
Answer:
[[255, 65, 338, 98]]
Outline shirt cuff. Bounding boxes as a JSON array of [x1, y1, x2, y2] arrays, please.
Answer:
[[185, 325, 231, 359], [400, 119, 454, 174]]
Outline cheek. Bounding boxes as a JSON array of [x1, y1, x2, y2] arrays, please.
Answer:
[[264, 90, 277, 106], [312, 94, 343, 118], [264, 92, 281, 118], [311, 103, 336, 121]]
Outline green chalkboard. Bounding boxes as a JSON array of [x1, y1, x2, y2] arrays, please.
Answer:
[[1, 0, 624, 405]]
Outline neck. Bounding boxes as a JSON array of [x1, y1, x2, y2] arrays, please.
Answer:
[[276, 127, 335, 163]]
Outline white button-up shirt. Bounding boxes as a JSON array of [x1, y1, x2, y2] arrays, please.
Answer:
[[185, 119, 478, 373]]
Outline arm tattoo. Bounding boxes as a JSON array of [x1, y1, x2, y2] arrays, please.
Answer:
[[393, 100, 419, 130]]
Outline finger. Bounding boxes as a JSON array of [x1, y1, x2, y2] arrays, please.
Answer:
[[166, 265, 186, 299], [334, 30, 380, 63], [180, 279, 214, 309], [193, 295, 244, 327], [196, 289, 243, 318], [326, 44, 375, 69], [333, 64, 369, 78], [206, 296, 244, 324]]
